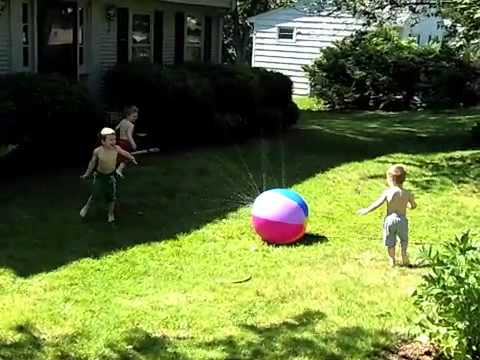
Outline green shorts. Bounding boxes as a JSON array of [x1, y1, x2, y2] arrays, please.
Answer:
[[92, 172, 117, 203]]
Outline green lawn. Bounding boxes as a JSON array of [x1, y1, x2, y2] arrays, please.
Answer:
[[0, 107, 479, 359]]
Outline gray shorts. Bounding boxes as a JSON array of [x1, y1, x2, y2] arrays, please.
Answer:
[[383, 214, 408, 248]]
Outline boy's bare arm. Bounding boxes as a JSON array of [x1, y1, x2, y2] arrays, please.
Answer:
[[408, 193, 417, 209], [115, 146, 138, 165], [81, 149, 98, 178], [127, 124, 137, 150], [358, 191, 386, 215]]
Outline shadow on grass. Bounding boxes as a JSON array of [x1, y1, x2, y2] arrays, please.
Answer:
[[299, 232, 329, 246], [200, 310, 396, 359], [0, 324, 187, 360], [377, 152, 480, 192], [0, 109, 478, 276]]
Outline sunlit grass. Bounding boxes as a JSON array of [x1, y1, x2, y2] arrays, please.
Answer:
[[0, 108, 479, 359]]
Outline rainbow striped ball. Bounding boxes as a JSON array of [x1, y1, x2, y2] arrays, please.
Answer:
[[251, 189, 308, 244]]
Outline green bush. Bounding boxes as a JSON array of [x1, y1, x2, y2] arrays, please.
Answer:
[[103, 63, 298, 149], [413, 232, 480, 359], [305, 27, 480, 110], [0, 73, 100, 171]]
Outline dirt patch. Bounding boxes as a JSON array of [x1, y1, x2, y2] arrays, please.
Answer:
[[385, 341, 441, 360]]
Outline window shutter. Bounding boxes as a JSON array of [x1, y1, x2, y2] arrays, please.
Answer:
[[204, 16, 212, 63], [117, 8, 129, 64], [154, 11, 164, 65], [174, 12, 185, 65]]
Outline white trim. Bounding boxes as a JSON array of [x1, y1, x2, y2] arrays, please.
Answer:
[[9, 0, 18, 71], [78, 1, 90, 74], [32, 0, 37, 72], [217, 16, 223, 63]]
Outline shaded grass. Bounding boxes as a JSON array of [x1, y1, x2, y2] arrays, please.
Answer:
[[0, 108, 479, 359]]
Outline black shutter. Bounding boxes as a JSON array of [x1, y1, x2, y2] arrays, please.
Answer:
[[117, 7, 129, 64], [154, 11, 164, 64], [174, 12, 185, 64], [203, 16, 212, 63]]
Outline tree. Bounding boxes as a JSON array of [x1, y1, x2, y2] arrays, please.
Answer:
[[294, 0, 480, 51], [224, 0, 294, 64]]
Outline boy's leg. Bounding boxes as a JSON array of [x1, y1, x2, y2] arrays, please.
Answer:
[[105, 173, 117, 223], [116, 162, 126, 178], [399, 217, 410, 266], [107, 201, 115, 223], [384, 216, 398, 267], [387, 246, 396, 267], [80, 174, 97, 218], [401, 246, 410, 266]]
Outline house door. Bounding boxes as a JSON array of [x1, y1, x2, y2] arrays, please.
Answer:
[[37, 0, 78, 80]]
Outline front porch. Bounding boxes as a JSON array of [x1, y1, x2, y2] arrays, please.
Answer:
[[1, 0, 227, 92]]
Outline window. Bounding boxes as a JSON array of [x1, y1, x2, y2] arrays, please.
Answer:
[[21, 1, 33, 68], [131, 14, 152, 63], [278, 27, 294, 40], [185, 15, 202, 62]]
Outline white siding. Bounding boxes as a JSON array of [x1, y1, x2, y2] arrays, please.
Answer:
[[251, 8, 364, 95], [0, 0, 11, 73], [251, 8, 444, 96], [88, 0, 226, 96]]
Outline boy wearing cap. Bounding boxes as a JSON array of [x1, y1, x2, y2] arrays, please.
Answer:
[[80, 127, 137, 223]]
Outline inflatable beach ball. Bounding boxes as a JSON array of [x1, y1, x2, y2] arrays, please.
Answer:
[[251, 189, 308, 244]]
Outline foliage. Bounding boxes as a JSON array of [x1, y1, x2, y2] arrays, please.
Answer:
[[223, 0, 293, 64], [294, 0, 480, 53], [0, 73, 100, 170], [304, 27, 480, 110], [413, 232, 480, 359], [103, 63, 298, 149]]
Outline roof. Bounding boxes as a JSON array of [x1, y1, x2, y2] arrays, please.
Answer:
[[248, 6, 428, 26]]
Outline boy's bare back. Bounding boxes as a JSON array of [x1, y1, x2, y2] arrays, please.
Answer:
[[384, 187, 416, 216], [116, 119, 133, 140]]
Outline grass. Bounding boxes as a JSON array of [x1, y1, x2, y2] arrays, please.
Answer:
[[293, 96, 324, 111], [0, 106, 479, 359]]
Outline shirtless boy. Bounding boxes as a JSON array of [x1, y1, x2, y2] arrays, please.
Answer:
[[115, 105, 138, 178], [358, 164, 417, 267], [80, 127, 137, 223]]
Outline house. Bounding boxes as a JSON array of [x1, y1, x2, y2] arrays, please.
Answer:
[[248, 7, 445, 96], [0, 0, 234, 96]]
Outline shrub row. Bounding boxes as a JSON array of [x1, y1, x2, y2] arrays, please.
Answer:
[[0, 65, 297, 173], [103, 63, 298, 149], [305, 27, 480, 111], [0, 73, 100, 172]]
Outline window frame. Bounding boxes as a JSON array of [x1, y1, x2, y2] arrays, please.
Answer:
[[20, 0, 34, 70], [129, 11, 154, 63], [78, 3, 90, 74], [277, 26, 295, 42]]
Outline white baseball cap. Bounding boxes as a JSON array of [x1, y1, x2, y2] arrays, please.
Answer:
[[100, 127, 115, 136]]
